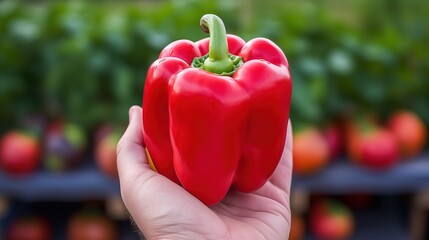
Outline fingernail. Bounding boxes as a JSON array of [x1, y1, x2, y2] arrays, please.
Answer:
[[128, 107, 136, 123]]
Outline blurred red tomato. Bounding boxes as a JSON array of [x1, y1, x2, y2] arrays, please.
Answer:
[[68, 209, 118, 240], [95, 131, 120, 178], [346, 120, 399, 170], [0, 131, 41, 176], [323, 123, 343, 160], [310, 199, 354, 240], [293, 128, 329, 175], [289, 214, 305, 240], [7, 216, 51, 240], [387, 111, 427, 158], [44, 121, 87, 172]]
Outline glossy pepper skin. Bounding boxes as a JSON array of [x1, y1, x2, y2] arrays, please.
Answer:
[[142, 14, 292, 205]]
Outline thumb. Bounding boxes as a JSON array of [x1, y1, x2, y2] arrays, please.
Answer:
[[117, 106, 150, 181]]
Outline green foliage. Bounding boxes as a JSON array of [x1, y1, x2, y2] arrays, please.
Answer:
[[248, 0, 429, 126], [0, 0, 428, 132]]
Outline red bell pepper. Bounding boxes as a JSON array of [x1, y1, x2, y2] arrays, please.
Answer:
[[142, 14, 292, 205]]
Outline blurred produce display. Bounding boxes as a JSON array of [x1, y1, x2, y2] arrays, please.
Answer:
[[94, 125, 121, 178], [7, 215, 51, 240], [289, 195, 411, 240], [0, 0, 428, 131], [67, 207, 118, 240], [309, 198, 355, 239], [289, 214, 305, 240], [345, 116, 400, 170], [44, 121, 87, 172], [293, 127, 329, 174], [0, 131, 41, 176], [2, 202, 133, 240], [0, 0, 427, 174], [387, 111, 427, 158], [293, 109, 427, 174]]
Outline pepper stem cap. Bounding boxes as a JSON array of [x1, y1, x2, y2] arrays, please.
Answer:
[[200, 14, 234, 74]]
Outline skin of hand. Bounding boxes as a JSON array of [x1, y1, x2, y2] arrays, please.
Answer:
[[117, 106, 293, 240]]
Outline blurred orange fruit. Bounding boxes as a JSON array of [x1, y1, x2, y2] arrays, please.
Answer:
[[293, 128, 329, 175], [95, 133, 119, 178], [68, 208, 118, 240], [387, 111, 427, 158], [289, 214, 305, 240]]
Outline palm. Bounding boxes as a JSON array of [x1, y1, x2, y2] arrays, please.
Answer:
[[126, 168, 291, 240], [213, 181, 291, 239], [117, 107, 292, 240]]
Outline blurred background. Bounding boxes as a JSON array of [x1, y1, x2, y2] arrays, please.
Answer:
[[0, 0, 428, 239]]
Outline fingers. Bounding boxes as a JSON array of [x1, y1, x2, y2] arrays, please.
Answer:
[[269, 120, 293, 193], [284, 119, 293, 168], [116, 107, 222, 239], [117, 106, 149, 182]]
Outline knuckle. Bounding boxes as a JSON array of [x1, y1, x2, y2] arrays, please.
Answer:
[[116, 137, 126, 156]]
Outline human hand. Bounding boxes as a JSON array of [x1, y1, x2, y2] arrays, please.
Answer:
[[117, 106, 292, 240]]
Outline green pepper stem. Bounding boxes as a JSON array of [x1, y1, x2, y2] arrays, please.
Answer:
[[200, 14, 233, 74]]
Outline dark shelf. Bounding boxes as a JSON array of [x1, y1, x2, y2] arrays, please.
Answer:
[[1, 201, 139, 240], [1, 156, 428, 200], [0, 164, 120, 201], [293, 156, 429, 194], [306, 196, 413, 240], [349, 210, 411, 240]]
